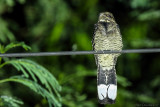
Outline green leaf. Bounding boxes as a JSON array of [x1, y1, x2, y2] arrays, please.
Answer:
[[137, 94, 156, 103], [17, 0, 26, 4], [6, 59, 61, 95], [131, 39, 160, 48], [5, 0, 15, 7], [3, 59, 61, 106], [150, 76, 160, 88], [0, 95, 23, 107], [0, 77, 61, 107], [75, 32, 92, 50], [138, 10, 160, 21], [4, 42, 31, 52], [130, 0, 149, 9], [117, 75, 132, 87], [0, 18, 15, 43], [50, 23, 64, 43]]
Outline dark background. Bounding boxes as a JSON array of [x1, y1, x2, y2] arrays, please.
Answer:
[[0, 0, 160, 107]]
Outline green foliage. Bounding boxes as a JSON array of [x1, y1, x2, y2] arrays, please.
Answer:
[[0, 42, 61, 107], [0, 76, 61, 107], [0, 18, 15, 43], [130, 0, 150, 9], [0, 96, 23, 107], [0, 0, 160, 106], [75, 32, 92, 50], [4, 42, 31, 53], [117, 75, 131, 87], [0, 0, 25, 7], [5, 59, 61, 91], [137, 94, 156, 103]]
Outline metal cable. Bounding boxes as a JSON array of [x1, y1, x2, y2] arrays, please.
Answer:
[[0, 48, 160, 57]]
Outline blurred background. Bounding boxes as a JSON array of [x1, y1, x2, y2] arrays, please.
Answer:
[[0, 0, 160, 107]]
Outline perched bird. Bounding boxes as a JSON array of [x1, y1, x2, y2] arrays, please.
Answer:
[[92, 12, 123, 104]]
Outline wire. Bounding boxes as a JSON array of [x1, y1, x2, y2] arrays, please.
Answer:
[[0, 48, 160, 57]]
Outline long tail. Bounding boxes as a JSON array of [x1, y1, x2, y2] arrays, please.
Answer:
[[97, 66, 117, 104]]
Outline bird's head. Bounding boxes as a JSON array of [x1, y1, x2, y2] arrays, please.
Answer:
[[98, 12, 115, 23]]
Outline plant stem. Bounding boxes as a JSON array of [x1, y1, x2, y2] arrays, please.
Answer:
[[0, 78, 18, 84], [0, 62, 7, 69]]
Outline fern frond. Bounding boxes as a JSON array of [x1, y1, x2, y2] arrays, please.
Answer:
[[4, 42, 31, 52], [0, 76, 61, 107], [0, 44, 5, 53], [0, 95, 23, 107], [3, 59, 61, 106]]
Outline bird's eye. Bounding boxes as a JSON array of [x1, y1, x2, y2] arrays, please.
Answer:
[[107, 15, 112, 18]]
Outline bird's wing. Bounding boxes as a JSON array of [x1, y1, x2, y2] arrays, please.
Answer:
[[92, 23, 99, 66]]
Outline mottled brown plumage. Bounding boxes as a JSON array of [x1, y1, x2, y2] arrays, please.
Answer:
[[92, 12, 123, 104]]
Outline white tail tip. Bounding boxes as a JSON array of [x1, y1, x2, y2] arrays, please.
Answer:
[[98, 84, 117, 100]]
